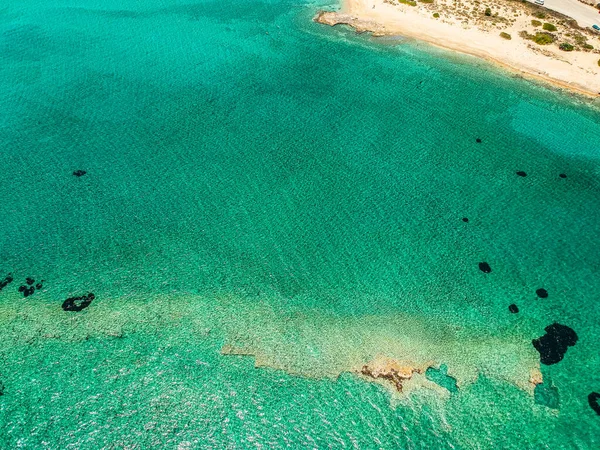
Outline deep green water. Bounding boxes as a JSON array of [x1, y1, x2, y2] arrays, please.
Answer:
[[1, 0, 600, 448]]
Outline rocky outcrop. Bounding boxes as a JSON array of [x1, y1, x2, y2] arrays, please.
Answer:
[[529, 368, 543, 386], [358, 357, 423, 392], [314, 11, 389, 36]]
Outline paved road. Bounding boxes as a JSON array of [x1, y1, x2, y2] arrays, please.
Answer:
[[526, 0, 600, 28]]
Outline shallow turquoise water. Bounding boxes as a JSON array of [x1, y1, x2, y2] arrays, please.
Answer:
[[1, 0, 600, 448]]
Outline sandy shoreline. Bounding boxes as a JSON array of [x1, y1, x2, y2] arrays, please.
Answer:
[[315, 0, 600, 97]]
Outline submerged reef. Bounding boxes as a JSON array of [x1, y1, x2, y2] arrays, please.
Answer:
[[0, 273, 13, 292], [532, 323, 578, 365], [18, 277, 43, 298], [62, 293, 95, 312], [478, 262, 492, 273], [588, 392, 600, 415]]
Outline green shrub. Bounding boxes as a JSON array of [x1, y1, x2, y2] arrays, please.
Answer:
[[433, 12, 440, 18], [519, 30, 533, 40], [420, 0, 434, 3], [520, 30, 554, 44], [399, 0, 417, 5], [534, 12, 546, 19], [485, 7, 492, 16], [583, 43, 594, 49], [542, 23, 557, 32], [559, 42, 574, 51], [598, 59, 600, 67], [500, 32, 512, 40], [531, 20, 542, 27], [536, 33, 555, 45], [533, 32, 555, 45]]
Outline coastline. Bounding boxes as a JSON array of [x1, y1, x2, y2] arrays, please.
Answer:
[[315, 0, 600, 98]]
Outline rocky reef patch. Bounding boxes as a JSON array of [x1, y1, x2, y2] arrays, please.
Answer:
[[532, 323, 578, 365], [62, 293, 95, 312]]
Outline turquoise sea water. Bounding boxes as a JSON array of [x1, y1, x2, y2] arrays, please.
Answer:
[[1, 0, 600, 447]]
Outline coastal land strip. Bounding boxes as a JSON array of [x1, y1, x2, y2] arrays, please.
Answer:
[[315, 0, 600, 97]]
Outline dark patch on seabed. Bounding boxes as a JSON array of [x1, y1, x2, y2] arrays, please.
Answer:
[[425, 364, 458, 393], [62, 293, 95, 312], [516, 171, 527, 177], [534, 380, 559, 409], [73, 169, 87, 177], [532, 323, 578, 365], [508, 304, 519, 313], [536, 288, 548, 299], [0, 273, 13, 291], [588, 392, 600, 415], [18, 277, 43, 298], [478, 262, 492, 273]]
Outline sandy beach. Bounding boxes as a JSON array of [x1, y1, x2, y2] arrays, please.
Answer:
[[316, 0, 600, 96]]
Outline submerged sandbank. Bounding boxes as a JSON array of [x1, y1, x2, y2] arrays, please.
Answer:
[[0, 290, 541, 398]]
